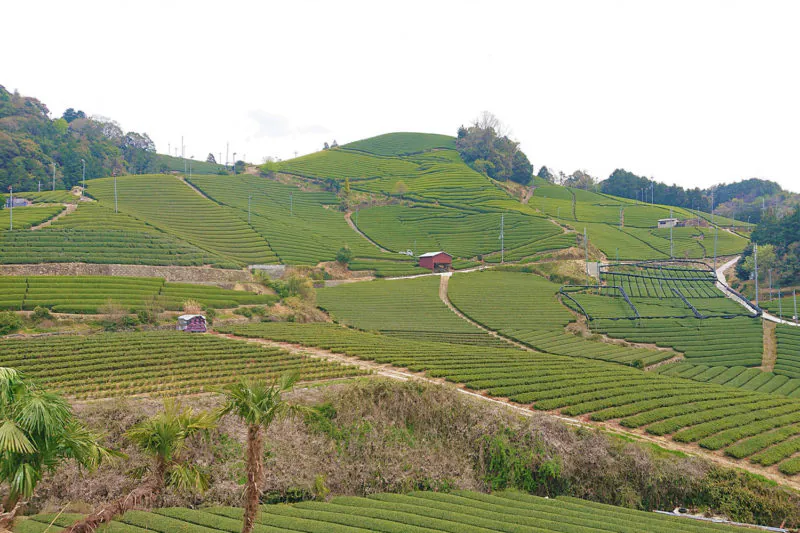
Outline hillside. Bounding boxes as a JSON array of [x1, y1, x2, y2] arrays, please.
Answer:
[[0, 132, 754, 274]]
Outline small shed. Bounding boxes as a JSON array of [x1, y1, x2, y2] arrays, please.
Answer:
[[657, 218, 679, 229], [4, 197, 30, 208], [418, 251, 452, 272], [177, 314, 207, 333]]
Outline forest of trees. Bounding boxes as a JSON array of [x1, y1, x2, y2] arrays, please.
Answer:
[[744, 206, 800, 284], [456, 112, 533, 185], [0, 85, 157, 192]]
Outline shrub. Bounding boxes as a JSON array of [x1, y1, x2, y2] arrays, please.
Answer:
[[233, 307, 253, 318], [0, 311, 23, 335], [336, 245, 353, 266], [31, 306, 52, 322]]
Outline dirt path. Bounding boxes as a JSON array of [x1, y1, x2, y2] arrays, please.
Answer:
[[763, 319, 777, 372], [438, 274, 538, 352], [178, 176, 214, 201], [344, 211, 391, 253], [29, 203, 76, 230], [211, 329, 800, 491]]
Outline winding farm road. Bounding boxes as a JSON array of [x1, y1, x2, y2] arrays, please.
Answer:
[[716, 256, 799, 326]]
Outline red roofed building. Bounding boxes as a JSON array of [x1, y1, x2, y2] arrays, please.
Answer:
[[418, 251, 452, 272]]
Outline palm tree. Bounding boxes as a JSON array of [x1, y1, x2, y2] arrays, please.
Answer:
[[63, 401, 215, 533], [218, 373, 311, 533], [0, 367, 114, 530]]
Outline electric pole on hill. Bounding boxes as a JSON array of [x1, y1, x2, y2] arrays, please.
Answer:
[[81, 158, 86, 199], [8, 186, 12, 231], [794, 289, 797, 324], [114, 171, 118, 214]]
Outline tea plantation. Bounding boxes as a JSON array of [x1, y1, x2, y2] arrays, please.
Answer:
[[220, 321, 800, 476], [14, 490, 755, 532], [0, 275, 275, 313], [0, 331, 363, 399]]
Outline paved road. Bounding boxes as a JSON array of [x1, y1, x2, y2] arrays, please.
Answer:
[[715, 256, 798, 326]]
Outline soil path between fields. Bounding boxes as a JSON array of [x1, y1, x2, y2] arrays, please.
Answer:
[[438, 273, 535, 352], [29, 203, 76, 230], [210, 330, 800, 491], [344, 211, 392, 253], [178, 176, 215, 201]]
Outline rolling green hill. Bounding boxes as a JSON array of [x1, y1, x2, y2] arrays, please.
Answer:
[[0, 132, 752, 269]]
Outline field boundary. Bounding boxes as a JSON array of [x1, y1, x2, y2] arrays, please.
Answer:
[[28, 203, 76, 230], [344, 211, 392, 253]]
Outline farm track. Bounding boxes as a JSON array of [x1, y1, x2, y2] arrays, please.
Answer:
[[344, 211, 392, 253], [210, 329, 800, 491], [28, 203, 76, 230], [763, 320, 777, 371], [178, 176, 214, 200], [438, 274, 534, 352]]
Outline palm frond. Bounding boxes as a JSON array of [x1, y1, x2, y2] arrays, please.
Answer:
[[0, 420, 35, 454], [16, 390, 71, 437], [10, 463, 40, 500], [167, 463, 210, 494]]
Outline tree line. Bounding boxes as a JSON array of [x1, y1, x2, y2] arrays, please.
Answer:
[[0, 85, 158, 193], [737, 205, 800, 286]]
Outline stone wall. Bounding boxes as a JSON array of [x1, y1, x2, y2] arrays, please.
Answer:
[[0, 263, 253, 283]]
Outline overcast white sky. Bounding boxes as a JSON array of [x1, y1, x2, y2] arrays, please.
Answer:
[[3, 1, 799, 191]]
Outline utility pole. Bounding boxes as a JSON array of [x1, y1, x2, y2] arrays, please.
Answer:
[[189, 156, 193, 180], [794, 289, 797, 324], [8, 186, 12, 231], [355, 208, 359, 225], [651, 182, 654, 204], [113, 172, 118, 213], [38, 181, 41, 193], [754, 243, 759, 308], [52, 162, 56, 191], [81, 158, 86, 199], [233, 153, 237, 174], [499, 214, 504, 264], [779, 288, 783, 321]]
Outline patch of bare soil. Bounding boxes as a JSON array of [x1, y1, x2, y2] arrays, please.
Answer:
[[763, 319, 777, 372], [0, 263, 252, 282]]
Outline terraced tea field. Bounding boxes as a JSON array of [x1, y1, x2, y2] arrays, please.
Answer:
[[776, 325, 800, 379], [0, 331, 363, 399], [592, 318, 763, 367], [14, 190, 77, 203], [654, 362, 800, 397], [15, 490, 755, 532], [446, 271, 675, 366], [356, 205, 564, 258], [343, 131, 456, 155], [0, 205, 64, 230], [87, 175, 278, 266], [220, 321, 800, 476], [318, 276, 499, 345], [0, 275, 275, 312], [188, 174, 377, 265]]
